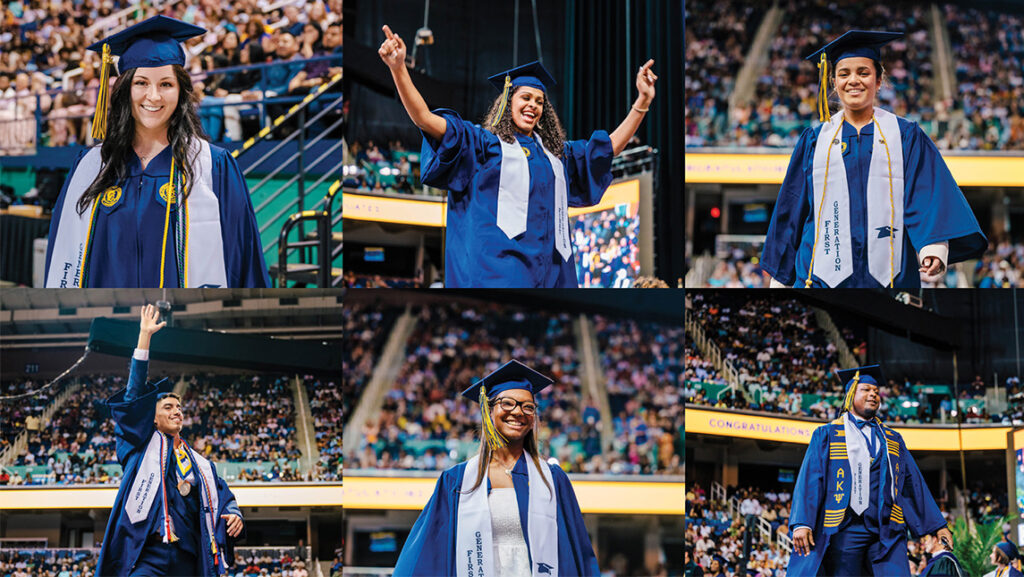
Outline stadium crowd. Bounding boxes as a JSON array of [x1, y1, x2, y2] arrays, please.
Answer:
[[346, 302, 683, 475], [1, 370, 347, 485], [574, 209, 641, 288], [306, 375, 342, 480], [0, 0, 342, 152], [685, 0, 1024, 151], [0, 548, 317, 577]]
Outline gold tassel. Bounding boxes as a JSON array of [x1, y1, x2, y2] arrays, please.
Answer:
[[480, 387, 507, 451], [491, 75, 512, 127], [91, 44, 113, 141], [817, 53, 831, 124], [843, 370, 861, 412]]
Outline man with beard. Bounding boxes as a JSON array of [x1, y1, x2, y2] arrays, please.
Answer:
[[788, 365, 952, 577]]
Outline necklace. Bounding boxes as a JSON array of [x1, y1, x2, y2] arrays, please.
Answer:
[[493, 455, 519, 478]]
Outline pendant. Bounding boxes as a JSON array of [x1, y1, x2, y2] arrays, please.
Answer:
[[504, 468, 513, 477], [178, 480, 191, 496]]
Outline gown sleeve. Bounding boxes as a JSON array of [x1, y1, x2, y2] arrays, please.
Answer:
[[790, 425, 828, 532], [45, 147, 92, 283], [393, 468, 456, 576], [902, 122, 987, 264], [551, 465, 601, 576], [760, 127, 816, 286], [213, 462, 244, 565], [563, 131, 614, 208], [418, 108, 489, 196], [899, 437, 947, 538], [104, 358, 164, 460], [213, 148, 270, 288]]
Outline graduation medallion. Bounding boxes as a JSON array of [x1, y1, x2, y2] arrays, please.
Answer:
[[178, 480, 191, 496]]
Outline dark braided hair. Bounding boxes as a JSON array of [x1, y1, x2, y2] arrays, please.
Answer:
[[76, 65, 207, 215], [481, 86, 566, 159]]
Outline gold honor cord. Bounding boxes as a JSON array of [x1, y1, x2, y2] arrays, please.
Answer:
[[806, 120, 845, 287], [159, 158, 176, 288], [79, 195, 102, 287], [491, 75, 512, 127], [872, 117, 897, 288], [91, 43, 113, 141]]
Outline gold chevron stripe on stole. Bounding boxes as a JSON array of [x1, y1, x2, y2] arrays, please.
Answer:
[[824, 508, 846, 528], [890, 504, 905, 524]]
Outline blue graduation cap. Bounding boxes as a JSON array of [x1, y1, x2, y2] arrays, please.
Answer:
[[804, 30, 903, 66], [86, 16, 206, 140], [997, 541, 1020, 561], [837, 365, 885, 411], [461, 359, 553, 450], [487, 60, 557, 94], [804, 30, 902, 123], [461, 359, 554, 403], [486, 60, 556, 127]]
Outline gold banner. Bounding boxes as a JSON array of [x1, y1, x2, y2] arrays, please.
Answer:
[[687, 408, 1010, 451], [685, 153, 1024, 187], [343, 179, 640, 227], [343, 476, 684, 515]]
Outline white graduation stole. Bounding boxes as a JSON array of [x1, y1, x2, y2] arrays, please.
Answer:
[[456, 452, 559, 577], [126, 432, 219, 539], [810, 107, 904, 287], [46, 139, 228, 288], [496, 136, 571, 262], [843, 414, 871, 515]]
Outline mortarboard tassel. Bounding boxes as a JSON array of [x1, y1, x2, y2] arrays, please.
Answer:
[[843, 370, 861, 412], [91, 43, 113, 141], [491, 75, 512, 128], [480, 387, 508, 451], [817, 53, 831, 124]]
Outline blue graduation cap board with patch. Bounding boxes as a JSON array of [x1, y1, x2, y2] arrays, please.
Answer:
[[759, 30, 986, 290]]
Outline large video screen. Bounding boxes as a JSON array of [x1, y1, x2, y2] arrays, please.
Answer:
[[573, 180, 641, 288]]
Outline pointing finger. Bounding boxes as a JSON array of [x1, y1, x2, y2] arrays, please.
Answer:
[[382, 25, 394, 40]]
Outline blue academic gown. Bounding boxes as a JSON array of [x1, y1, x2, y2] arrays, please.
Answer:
[[420, 109, 614, 288], [45, 144, 270, 288], [788, 417, 946, 577], [761, 117, 986, 288], [393, 453, 600, 576], [96, 357, 243, 577]]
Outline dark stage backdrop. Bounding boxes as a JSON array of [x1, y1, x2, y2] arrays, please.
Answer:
[[345, 0, 684, 282]]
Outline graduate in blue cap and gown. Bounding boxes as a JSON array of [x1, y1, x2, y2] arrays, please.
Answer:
[[788, 365, 951, 577], [761, 30, 986, 289], [992, 541, 1024, 577], [378, 25, 658, 288], [45, 15, 270, 288], [97, 304, 245, 576], [393, 359, 600, 576]]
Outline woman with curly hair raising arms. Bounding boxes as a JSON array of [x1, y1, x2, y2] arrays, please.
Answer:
[[379, 24, 656, 288]]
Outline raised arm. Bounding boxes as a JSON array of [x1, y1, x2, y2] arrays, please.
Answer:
[[136, 303, 165, 353], [379, 25, 447, 141], [126, 304, 166, 401], [609, 59, 657, 156]]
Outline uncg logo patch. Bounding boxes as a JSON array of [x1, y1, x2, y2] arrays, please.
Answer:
[[100, 186, 122, 208], [158, 182, 177, 206], [522, 146, 531, 158]]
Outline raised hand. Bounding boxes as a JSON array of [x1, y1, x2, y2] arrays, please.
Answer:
[[139, 304, 166, 336], [636, 59, 657, 104], [379, 25, 407, 70]]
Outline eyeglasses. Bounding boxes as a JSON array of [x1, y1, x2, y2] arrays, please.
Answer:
[[492, 397, 537, 415]]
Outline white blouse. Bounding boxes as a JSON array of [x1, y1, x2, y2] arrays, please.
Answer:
[[489, 488, 531, 576]]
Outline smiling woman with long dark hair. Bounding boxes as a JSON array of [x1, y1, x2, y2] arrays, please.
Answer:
[[378, 24, 657, 288], [393, 360, 598, 577], [45, 16, 269, 288]]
